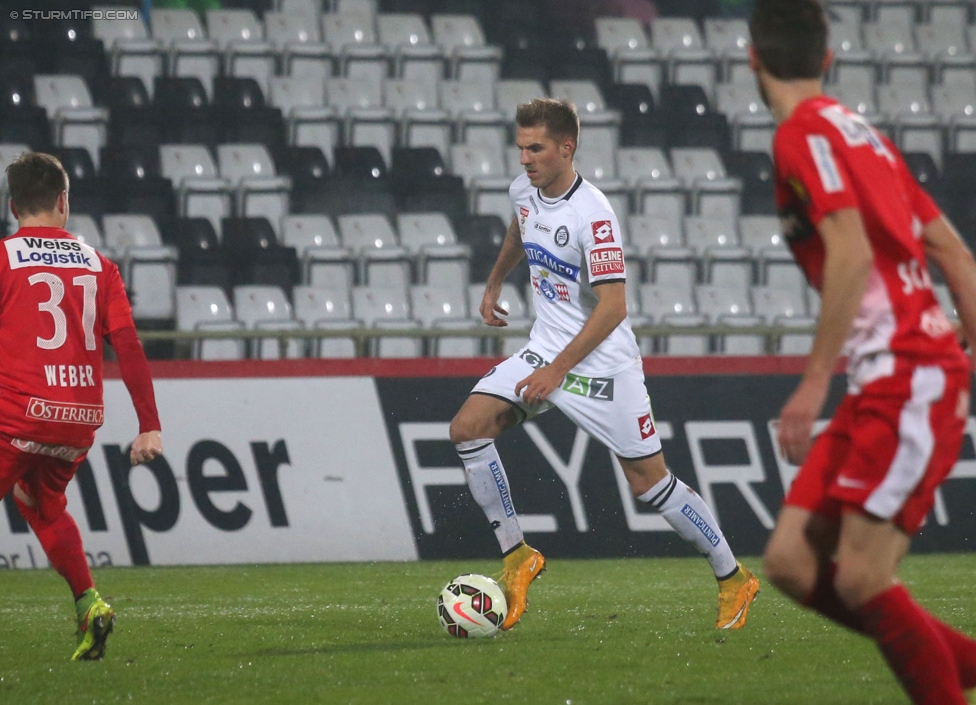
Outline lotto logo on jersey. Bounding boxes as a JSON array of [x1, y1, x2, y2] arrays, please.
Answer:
[[5, 237, 101, 272], [591, 220, 614, 243], [638, 413, 655, 440], [589, 247, 625, 276]]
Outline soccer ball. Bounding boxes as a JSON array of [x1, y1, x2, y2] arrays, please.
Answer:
[[437, 574, 508, 638]]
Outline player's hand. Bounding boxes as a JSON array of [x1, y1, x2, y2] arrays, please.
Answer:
[[776, 378, 828, 465], [130, 430, 163, 466], [480, 285, 509, 327], [515, 366, 565, 405]]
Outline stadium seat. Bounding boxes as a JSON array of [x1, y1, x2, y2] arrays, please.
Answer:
[[751, 284, 809, 323], [154, 76, 220, 148], [102, 214, 178, 323], [378, 12, 445, 103], [409, 284, 469, 326], [321, 11, 388, 84], [213, 77, 287, 154], [206, 9, 277, 96], [92, 4, 165, 100], [51, 147, 105, 218], [397, 211, 470, 288], [175, 285, 245, 360], [159, 143, 233, 237], [100, 146, 178, 227], [724, 151, 776, 215], [171, 219, 228, 291], [217, 142, 291, 236], [671, 147, 741, 218], [430, 14, 502, 84], [232, 284, 302, 358], [338, 212, 411, 287], [222, 217, 300, 293], [293, 284, 354, 325], [263, 11, 333, 82], [33, 74, 108, 168], [385, 78, 453, 157], [268, 75, 339, 165], [65, 214, 105, 251], [150, 9, 221, 99]]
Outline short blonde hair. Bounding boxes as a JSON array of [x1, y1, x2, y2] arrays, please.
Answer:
[[515, 98, 580, 147]]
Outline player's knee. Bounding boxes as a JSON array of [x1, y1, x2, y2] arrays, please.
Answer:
[[449, 414, 474, 445], [832, 562, 880, 610], [763, 543, 802, 595]]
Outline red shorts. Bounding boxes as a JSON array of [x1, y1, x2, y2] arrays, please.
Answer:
[[0, 433, 88, 525], [785, 363, 970, 534]]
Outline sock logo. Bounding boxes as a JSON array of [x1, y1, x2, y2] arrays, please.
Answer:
[[681, 504, 721, 546], [489, 460, 515, 518]]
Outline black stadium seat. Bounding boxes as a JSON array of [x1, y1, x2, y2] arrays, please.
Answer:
[[221, 217, 300, 294], [53, 147, 105, 218], [154, 77, 220, 147], [725, 151, 777, 215]]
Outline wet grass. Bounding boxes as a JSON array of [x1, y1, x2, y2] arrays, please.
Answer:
[[1, 555, 973, 704]]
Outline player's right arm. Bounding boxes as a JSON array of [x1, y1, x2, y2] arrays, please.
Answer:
[[480, 215, 525, 327], [922, 215, 976, 352]]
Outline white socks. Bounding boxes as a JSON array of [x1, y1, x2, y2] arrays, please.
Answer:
[[456, 439, 524, 553], [638, 471, 738, 579]]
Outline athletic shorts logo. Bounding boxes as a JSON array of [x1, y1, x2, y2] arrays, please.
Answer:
[[554, 225, 570, 247], [518, 348, 549, 370], [638, 413, 655, 439], [591, 220, 613, 244], [26, 397, 104, 426], [562, 373, 614, 400]]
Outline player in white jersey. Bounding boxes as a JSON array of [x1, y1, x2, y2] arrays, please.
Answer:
[[449, 99, 759, 631]]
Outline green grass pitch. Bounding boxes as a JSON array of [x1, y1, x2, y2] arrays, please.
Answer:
[[1, 554, 974, 704]]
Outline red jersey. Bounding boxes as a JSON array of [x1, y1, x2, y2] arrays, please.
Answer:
[[773, 96, 968, 389], [0, 226, 135, 447]]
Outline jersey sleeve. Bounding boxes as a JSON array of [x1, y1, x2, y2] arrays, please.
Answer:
[[99, 258, 136, 335], [773, 122, 860, 226], [581, 209, 627, 284]]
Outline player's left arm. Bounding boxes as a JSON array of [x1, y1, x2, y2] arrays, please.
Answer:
[[778, 207, 873, 464], [108, 325, 163, 466], [515, 281, 627, 403], [101, 265, 163, 465], [922, 215, 976, 352]]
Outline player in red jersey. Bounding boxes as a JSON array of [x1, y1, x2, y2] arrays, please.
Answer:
[[0, 153, 163, 661], [750, 2, 976, 702]]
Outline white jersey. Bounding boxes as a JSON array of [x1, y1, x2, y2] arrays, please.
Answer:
[[510, 172, 640, 376]]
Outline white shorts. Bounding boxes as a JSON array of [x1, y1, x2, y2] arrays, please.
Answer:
[[471, 346, 662, 459]]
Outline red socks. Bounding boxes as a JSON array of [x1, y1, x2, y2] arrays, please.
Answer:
[[16, 499, 93, 600], [804, 564, 976, 699], [857, 584, 966, 704]]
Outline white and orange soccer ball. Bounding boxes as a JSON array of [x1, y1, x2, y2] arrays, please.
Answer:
[[436, 574, 508, 638]]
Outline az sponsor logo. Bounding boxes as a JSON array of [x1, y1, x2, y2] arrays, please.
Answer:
[[561, 373, 614, 400], [589, 247, 624, 276]]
